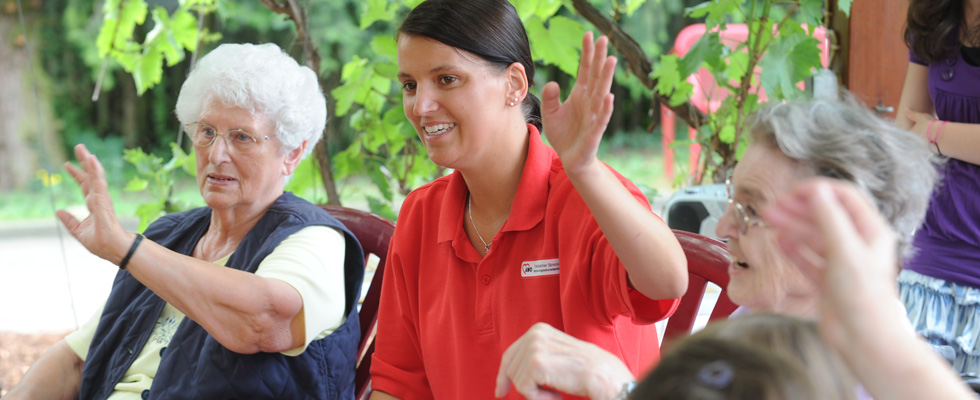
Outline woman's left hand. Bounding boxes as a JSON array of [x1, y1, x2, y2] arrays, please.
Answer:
[[541, 32, 617, 176], [56, 144, 129, 264], [904, 108, 936, 141]]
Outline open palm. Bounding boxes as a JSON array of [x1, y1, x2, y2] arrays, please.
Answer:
[[56, 144, 127, 262], [541, 32, 617, 175]]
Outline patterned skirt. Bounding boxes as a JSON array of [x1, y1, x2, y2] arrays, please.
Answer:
[[899, 269, 980, 376]]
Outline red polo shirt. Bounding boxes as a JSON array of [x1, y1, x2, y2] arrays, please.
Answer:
[[371, 125, 680, 399]]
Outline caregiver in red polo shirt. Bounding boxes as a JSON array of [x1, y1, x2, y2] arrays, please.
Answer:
[[369, 1, 688, 399]]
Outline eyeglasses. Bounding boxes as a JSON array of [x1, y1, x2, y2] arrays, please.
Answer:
[[726, 177, 767, 234], [185, 121, 273, 153]]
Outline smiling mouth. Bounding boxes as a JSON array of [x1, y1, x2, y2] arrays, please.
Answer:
[[423, 123, 456, 136], [730, 255, 750, 269]]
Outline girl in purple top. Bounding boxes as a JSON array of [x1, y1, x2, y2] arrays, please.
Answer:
[[897, 0, 980, 377]]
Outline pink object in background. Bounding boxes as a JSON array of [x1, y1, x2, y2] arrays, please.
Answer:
[[660, 24, 830, 180]]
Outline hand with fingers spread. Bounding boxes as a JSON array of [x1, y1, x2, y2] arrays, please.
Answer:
[[541, 31, 618, 176], [763, 178, 974, 400], [11, 43, 359, 400], [56, 143, 130, 264], [495, 323, 634, 400], [762, 178, 898, 348]]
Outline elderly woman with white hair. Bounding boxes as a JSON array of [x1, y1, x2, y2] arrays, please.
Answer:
[[495, 96, 941, 400], [6, 43, 364, 400]]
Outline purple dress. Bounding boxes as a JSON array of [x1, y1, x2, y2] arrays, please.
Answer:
[[900, 41, 980, 376], [905, 48, 980, 285]]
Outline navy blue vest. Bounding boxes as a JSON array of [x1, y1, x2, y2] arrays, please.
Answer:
[[78, 193, 364, 399]]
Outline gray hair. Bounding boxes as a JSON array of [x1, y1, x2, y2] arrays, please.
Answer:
[[748, 95, 942, 259], [175, 43, 326, 160]]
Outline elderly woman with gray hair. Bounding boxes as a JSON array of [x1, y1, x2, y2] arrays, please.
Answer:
[[496, 95, 940, 400], [6, 43, 364, 400]]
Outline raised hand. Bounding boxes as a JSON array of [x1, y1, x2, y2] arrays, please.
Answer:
[[762, 178, 898, 347], [540, 31, 617, 176], [56, 144, 129, 264]]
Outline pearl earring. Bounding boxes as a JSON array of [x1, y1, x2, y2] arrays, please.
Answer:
[[508, 100, 515, 106]]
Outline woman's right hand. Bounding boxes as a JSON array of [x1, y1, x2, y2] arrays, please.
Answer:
[[495, 322, 633, 400], [56, 144, 130, 265]]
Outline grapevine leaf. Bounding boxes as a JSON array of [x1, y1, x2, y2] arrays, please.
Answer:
[[623, 0, 647, 17], [525, 16, 584, 77], [361, 0, 399, 29], [370, 36, 398, 61]]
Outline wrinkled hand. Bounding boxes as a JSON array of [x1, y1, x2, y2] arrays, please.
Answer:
[[904, 108, 936, 141], [541, 32, 617, 176], [56, 144, 128, 263], [495, 323, 633, 400], [762, 178, 898, 349]]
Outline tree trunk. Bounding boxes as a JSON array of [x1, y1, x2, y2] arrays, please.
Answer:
[[0, 9, 35, 191], [260, 0, 342, 205]]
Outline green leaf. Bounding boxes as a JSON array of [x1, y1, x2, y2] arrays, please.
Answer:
[[669, 81, 694, 106], [725, 50, 749, 83], [839, 0, 852, 16], [333, 57, 369, 117], [284, 156, 323, 197], [374, 62, 399, 79], [134, 199, 166, 232], [686, 0, 738, 29], [134, 49, 164, 95], [146, 8, 182, 66], [124, 147, 163, 175], [758, 23, 821, 100], [678, 32, 724, 77], [125, 177, 149, 191], [366, 165, 394, 202], [652, 54, 681, 96], [333, 144, 365, 179], [622, 0, 647, 17], [525, 16, 584, 77], [797, 0, 824, 27], [95, 16, 119, 57], [117, 0, 149, 48], [718, 124, 735, 144], [366, 196, 398, 222], [361, 0, 398, 29], [171, 8, 199, 52], [510, 0, 536, 21], [533, 0, 562, 20], [180, 148, 198, 176], [371, 36, 398, 61]]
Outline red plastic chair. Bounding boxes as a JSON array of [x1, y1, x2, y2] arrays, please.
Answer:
[[318, 205, 395, 400], [661, 230, 739, 347]]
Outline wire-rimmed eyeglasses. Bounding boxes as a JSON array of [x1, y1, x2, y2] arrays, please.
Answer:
[[726, 177, 767, 234], [185, 121, 274, 153]]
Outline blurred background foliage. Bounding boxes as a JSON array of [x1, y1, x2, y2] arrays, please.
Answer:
[[1, 0, 833, 224]]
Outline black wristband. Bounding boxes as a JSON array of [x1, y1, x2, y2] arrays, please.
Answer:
[[119, 233, 144, 270]]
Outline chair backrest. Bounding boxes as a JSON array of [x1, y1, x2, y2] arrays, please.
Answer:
[[662, 230, 739, 347], [318, 205, 395, 400]]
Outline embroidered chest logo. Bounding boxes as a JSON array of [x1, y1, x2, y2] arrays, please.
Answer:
[[521, 258, 560, 277]]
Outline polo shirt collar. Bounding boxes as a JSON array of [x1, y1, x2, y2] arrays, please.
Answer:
[[435, 124, 552, 244]]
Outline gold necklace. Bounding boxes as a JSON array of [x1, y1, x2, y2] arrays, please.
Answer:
[[467, 195, 492, 253]]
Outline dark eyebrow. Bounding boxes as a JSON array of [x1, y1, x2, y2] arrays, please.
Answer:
[[397, 65, 460, 80]]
